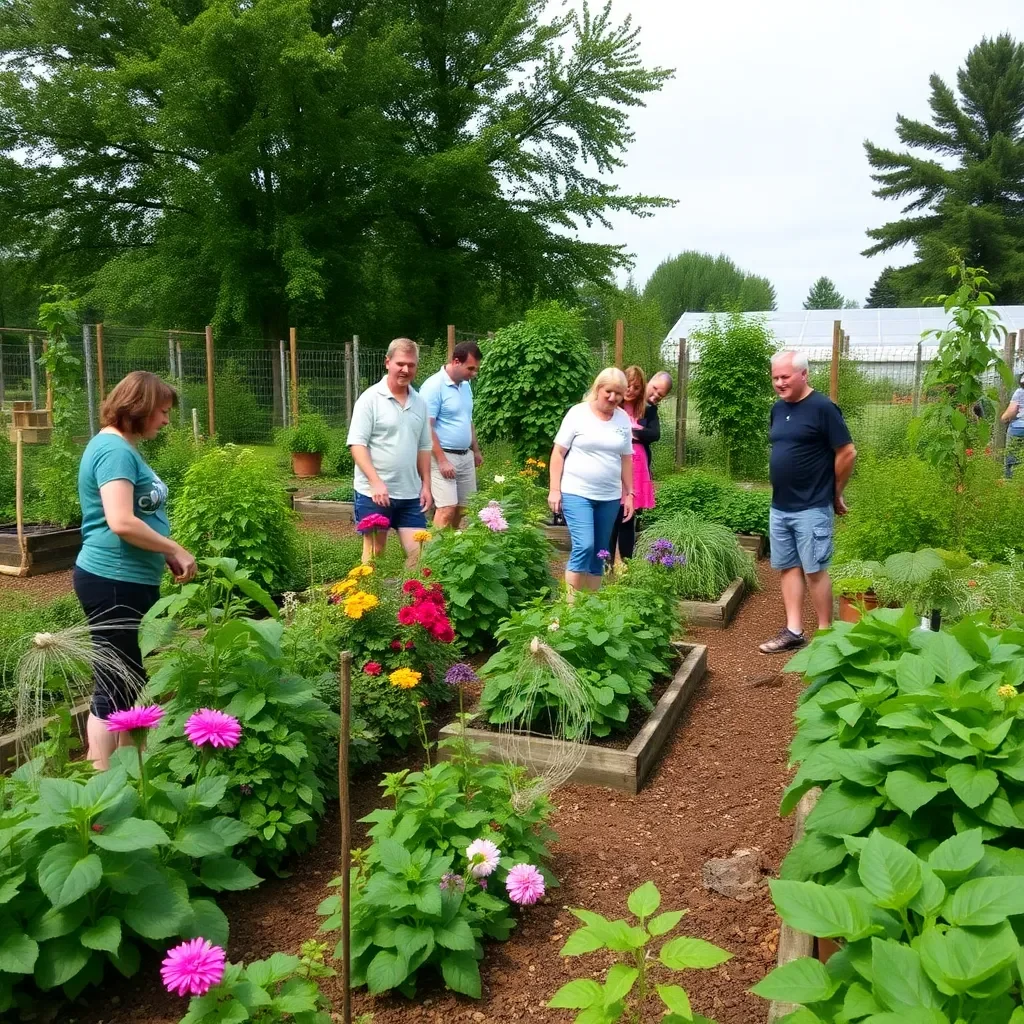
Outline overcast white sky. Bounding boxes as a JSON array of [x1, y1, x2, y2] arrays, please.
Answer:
[[582, 0, 1022, 311]]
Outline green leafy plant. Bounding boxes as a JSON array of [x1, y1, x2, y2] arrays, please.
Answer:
[[186, 360, 268, 444], [310, 484, 354, 503], [688, 311, 777, 476], [173, 940, 334, 1023], [474, 302, 595, 461], [645, 472, 770, 536], [140, 424, 214, 516], [172, 445, 300, 591], [549, 881, 729, 1024], [318, 754, 556, 999], [280, 413, 332, 455], [809, 355, 875, 423]]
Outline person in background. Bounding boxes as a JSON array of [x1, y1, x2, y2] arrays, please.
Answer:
[[609, 365, 656, 560], [548, 367, 635, 594], [1000, 373, 1024, 477], [75, 370, 197, 771], [635, 371, 672, 472], [347, 338, 433, 563], [419, 341, 483, 528], [759, 350, 856, 654]]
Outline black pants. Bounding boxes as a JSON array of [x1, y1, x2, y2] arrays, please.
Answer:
[[73, 567, 161, 719], [609, 507, 637, 560]]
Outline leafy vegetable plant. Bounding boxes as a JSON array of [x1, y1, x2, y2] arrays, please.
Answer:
[[549, 881, 729, 1023]]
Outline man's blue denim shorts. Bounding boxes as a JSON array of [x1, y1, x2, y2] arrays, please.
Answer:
[[353, 491, 427, 530], [769, 505, 834, 574]]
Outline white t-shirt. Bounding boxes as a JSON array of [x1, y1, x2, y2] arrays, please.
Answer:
[[554, 403, 633, 501]]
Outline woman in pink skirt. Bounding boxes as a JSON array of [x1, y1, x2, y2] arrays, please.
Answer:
[[609, 365, 656, 561]]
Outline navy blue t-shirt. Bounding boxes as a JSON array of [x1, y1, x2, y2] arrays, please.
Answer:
[[769, 390, 852, 512]]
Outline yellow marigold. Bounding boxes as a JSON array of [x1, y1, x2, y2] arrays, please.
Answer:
[[535, 459, 546, 469], [526, 458, 537, 465], [344, 591, 380, 619], [330, 578, 358, 595], [389, 667, 422, 690], [413, 530, 432, 543], [999, 684, 1018, 700], [347, 565, 374, 579]]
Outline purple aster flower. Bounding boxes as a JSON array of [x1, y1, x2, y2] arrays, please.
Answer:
[[673, 554, 688, 568], [439, 872, 466, 892], [651, 538, 674, 553], [445, 662, 480, 687], [597, 549, 610, 561], [660, 555, 674, 567]]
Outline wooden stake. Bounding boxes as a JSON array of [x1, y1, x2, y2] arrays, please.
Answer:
[[447, 324, 456, 363], [675, 338, 688, 469], [338, 651, 353, 1024], [352, 334, 361, 400], [15, 429, 26, 574], [27, 337, 39, 409], [996, 331, 1019, 452], [614, 319, 624, 368], [205, 325, 216, 437], [345, 342, 353, 426], [289, 327, 299, 425], [192, 407, 200, 440], [912, 340, 923, 417], [830, 320, 841, 404], [95, 323, 106, 401], [42, 338, 53, 415]]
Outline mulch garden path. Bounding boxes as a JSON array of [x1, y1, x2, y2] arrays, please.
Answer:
[[69, 561, 816, 1024], [0, 567, 74, 604]]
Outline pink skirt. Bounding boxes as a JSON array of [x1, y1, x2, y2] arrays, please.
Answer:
[[631, 443, 655, 510]]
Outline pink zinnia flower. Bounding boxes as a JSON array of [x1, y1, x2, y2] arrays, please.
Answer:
[[466, 838, 501, 878], [363, 661, 382, 676], [356, 513, 391, 533], [477, 505, 509, 532], [506, 864, 545, 905], [184, 709, 242, 750], [160, 938, 226, 997], [106, 705, 165, 739]]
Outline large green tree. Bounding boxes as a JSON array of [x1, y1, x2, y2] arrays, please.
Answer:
[[578, 277, 667, 374], [865, 266, 902, 308], [0, 0, 672, 342], [642, 251, 776, 329], [863, 34, 1024, 303], [803, 276, 847, 310]]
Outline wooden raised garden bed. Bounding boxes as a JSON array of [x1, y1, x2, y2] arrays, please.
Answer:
[[736, 532, 766, 559], [291, 498, 355, 524], [542, 523, 571, 552], [0, 702, 91, 774], [678, 577, 746, 630], [437, 642, 707, 795], [0, 523, 82, 577]]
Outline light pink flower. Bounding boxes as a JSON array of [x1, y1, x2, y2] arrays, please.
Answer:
[[506, 863, 545, 905], [184, 709, 242, 749], [477, 504, 509, 532], [466, 838, 501, 878], [106, 705, 165, 735], [160, 938, 226, 997]]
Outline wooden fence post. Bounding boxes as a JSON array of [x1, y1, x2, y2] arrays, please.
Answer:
[[447, 324, 455, 363], [675, 338, 688, 470], [614, 319, 624, 368], [830, 320, 841, 403], [345, 341, 354, 426], [353, 334, 361, 398], [96, 323, 106, 401], [996, 330, 1018, 452], [289, 327, 299, 425], [205, 324, 216, 437], [912, 340, 923, 416], [279, 340, 289, 428], [27, 337, 39, 409], [176, 340, 186, 425], [82, 324, 97, 436], [42, 338, 53, 415]]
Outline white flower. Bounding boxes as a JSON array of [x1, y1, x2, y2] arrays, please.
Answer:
[[493, 475, 506, 484], [548, 619, 560, 632], [465, 838, 501, 878]]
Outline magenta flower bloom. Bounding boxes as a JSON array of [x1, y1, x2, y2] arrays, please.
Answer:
[[107, 705, 165, 738], [160, 938, 226, 997], [505, 863, 546, 905], [356, 513, 391, 533], [184, 709, 242, 750], [466, 838, 501, 878]]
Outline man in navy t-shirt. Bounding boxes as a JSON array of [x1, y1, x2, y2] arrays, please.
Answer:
[[759, 351, 856, 654]]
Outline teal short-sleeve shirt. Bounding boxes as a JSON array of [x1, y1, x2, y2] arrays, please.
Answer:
[[76, 432, 170, 585]]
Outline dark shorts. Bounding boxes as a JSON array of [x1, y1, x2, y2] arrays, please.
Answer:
[[353, 492, 427, 531], [73, 566, 161, 720]]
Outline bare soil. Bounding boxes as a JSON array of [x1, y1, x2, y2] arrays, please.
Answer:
[[65, 561, 814, 1024]]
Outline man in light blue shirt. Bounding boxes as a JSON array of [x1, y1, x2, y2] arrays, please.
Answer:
[[418, 341, 483, 528]]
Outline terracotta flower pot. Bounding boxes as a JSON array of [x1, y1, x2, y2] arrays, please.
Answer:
[[291, 451, 323, 478], [838, 592, 879, 624], [816, 937, 841, 963]]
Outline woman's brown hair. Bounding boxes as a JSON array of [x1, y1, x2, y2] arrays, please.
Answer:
[[100, 371, 178, 435], [624, 365, 647, 420]]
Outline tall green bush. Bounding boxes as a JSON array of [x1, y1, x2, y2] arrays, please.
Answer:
[[474, 302, 594, 460]]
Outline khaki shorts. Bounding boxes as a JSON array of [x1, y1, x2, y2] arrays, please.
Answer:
[[431, 450, 477, 508]]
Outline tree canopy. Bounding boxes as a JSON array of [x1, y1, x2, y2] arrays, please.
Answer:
[[0, 0, 673, 341], [803, 276, 847, 310], [863, 34, 1024, 304], [642, 251, 776, 328], [865, 267, 902, 309]]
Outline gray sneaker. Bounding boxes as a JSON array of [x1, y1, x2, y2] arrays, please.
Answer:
[[759, 628, 807, 654]]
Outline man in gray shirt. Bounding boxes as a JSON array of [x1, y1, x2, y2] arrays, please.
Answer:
[[347, 338, 433, 563]]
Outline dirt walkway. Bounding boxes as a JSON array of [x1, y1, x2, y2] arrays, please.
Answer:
[[74, 562, 808, 1024]]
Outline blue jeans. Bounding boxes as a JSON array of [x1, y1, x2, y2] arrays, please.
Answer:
[[769, 505, 834, 574], [561, 493, 620, 576], [353, 491, 427, 530], [1006, 427, 1024, 478]]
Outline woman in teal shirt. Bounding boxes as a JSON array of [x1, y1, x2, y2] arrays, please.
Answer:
[[76, 370, 197, 769]]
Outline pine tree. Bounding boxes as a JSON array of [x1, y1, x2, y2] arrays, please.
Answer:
[[803, 276, 846, 310], [865, 267, 902, 308]]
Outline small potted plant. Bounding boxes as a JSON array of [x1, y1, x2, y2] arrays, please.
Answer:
[[284, 414, 331, 478], [832, 562, 882, 623]]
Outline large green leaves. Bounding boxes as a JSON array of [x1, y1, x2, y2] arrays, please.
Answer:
[[805, 784, 881, 838], [769, 880, 874, 941], [857, 831, 922, 909], [917, 921, 1018, 993], [750, 957, 837, 1003], [942, 875, 1024, 926], [944, 764, 999, 808], [870, 938, 943, 1010], [37, 843, 103, 910]]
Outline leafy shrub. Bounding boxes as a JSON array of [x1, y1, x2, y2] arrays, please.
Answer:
[[286, 529, 361, 591], [480, 588, 671, 737], [318, 753, 556, 999], [550, 882, 730, 1022], [280, 413, 332, 455], [145, 560, 336, 874], [172, 445, 299, 591], [324, 427, 354, 478], [809, 355, 875, 423], [186, 359, 268, 444], [474, 302, 594, 461], [646, 471, 770, 536], [636, 512, 756, 601], [958, 456, 1024, 561], [140, 424, 213, 514], [0, 412, 15, 521], [422, 498, 554, 652]]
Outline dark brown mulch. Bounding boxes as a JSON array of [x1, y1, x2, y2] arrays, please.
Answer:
[[70, 561, 816, 1024], [0, 568, 74, 605]]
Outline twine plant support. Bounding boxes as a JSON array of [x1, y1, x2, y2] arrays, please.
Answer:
[[337, 650, 352, 1024]]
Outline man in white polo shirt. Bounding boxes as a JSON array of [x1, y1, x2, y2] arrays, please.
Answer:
[[347, 338, 433, 563], [418, 341, 483, 528]]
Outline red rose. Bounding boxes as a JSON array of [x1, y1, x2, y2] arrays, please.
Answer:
[[363, 661, 382, 676]]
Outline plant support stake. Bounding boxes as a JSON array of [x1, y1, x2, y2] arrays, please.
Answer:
[[338, 650, 353, 1024], [82, 324, 96, 436]]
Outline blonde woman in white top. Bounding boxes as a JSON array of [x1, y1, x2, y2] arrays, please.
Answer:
[[547, 367, 635, 593]]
